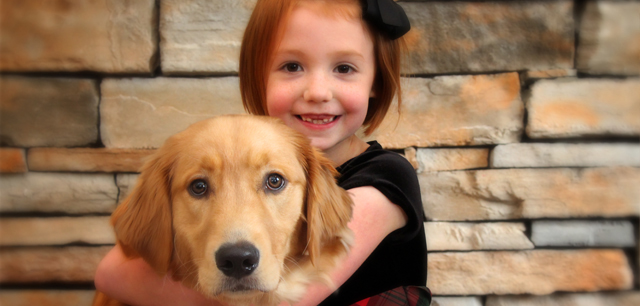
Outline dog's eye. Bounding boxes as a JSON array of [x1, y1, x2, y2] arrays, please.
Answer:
[[189, 179, 208, 197], [265, 173, 285, 191]]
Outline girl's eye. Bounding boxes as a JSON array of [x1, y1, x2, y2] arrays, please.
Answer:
[[283, 63, 301, 72], [189, 179, 208, 197], [336, 64, 354, 74], [265, 173, 286, 192]]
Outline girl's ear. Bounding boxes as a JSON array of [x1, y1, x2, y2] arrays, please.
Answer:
[[111, 149, 175, 275], [304, 147, 354, 266]]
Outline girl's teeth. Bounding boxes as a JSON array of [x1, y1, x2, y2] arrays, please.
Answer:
[[301, 116, 335, 124]]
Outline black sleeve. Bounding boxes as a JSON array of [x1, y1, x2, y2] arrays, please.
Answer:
[[337, 149, 424, 244], [322, 146, 428, 305]]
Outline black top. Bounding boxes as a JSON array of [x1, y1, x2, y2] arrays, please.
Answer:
[[319, 141, 428, 306]]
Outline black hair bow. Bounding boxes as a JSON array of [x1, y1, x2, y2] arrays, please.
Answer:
[[362, 0, 411, 40]]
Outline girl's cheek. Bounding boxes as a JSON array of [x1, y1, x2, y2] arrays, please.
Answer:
[[341, 86, 371, 114], [266, 91, 290, 118]]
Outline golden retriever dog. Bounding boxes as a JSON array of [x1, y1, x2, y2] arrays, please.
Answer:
[[93, 115, 353, 306]]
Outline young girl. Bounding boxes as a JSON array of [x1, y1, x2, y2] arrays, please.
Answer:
[[94, 0, 427, 305]]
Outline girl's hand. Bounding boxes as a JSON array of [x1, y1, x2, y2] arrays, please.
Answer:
[[94, 244, 222, 306]]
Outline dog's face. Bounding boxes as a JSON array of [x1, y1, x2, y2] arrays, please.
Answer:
[[111, 115, 352, 303], [170, 116, 310, 298]]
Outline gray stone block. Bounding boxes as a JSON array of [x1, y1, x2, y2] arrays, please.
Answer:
[[0, 77, 99, 147], [487, 292, 640, 306], [577, 1, 640, 76], [100, 77, 244, 148], [401, 1, 574, 74], [491, 143, 640, 168], [0, 173, 117, 214], [531, 220, 635, 247], [160, 0, 255, 74]]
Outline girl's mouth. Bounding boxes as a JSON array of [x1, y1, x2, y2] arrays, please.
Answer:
[[296, 115, 338, 125]]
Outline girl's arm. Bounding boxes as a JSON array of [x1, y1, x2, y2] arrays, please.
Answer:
[[291, 186, 408, 306], [94, 185, 405, 306], [94, 244, 219, 306]]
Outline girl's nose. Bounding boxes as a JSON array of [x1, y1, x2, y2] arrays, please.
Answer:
[[303, 73, 333, 103]]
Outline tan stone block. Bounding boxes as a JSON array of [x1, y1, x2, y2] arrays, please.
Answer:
[[426, 222, 533, 251], [364, 73, 523, 149], [491, 143, 640, 168], [522, 69, 577, 80], [0, 173, 117, 214], [428, 250, 633, 295], [100, 77, 245, 148], [577, 1, 640, 76], [527, 78, 640, 138], [486, 292, 640, 306], [521, 69, 577, 86], [116, 173, 140, 203], [0, 148, 27, 173], [0, 0, 157, 73], [28, 148, 155, 172], [0, 77, 99, 147], [401, 1, 574, 74], [432, 297, 482, 306], [0, 217, 114, 246], [160, 0, 255, 74], [403, 147, 419, 170], [0, 246, 111, 283], [0, 290, 95, 306], [416, 148, 489, 172], [420, 167, 640, 221]]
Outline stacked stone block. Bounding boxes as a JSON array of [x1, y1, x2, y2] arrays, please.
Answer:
[[0, 1, 639, 305]]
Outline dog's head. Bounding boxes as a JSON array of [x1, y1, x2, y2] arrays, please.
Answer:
[[111, 115, 353, 302]]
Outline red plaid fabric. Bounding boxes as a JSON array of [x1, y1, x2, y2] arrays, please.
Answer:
[[351, 286, 431, 306]]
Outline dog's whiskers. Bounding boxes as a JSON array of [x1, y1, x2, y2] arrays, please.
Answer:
[[284, 256, 302, 270]]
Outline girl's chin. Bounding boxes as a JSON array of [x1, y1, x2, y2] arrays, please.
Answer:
[[307, 137, 332, 152], [308, 135, 354, 154]]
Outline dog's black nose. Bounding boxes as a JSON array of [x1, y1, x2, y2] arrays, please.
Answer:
[[215, 242, 260, 279]]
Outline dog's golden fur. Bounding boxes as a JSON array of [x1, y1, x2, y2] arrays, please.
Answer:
[[93, 115, 353, 306]]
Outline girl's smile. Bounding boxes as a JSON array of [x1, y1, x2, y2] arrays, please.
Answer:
[[297, 114, 339, 126], [265, 3, 376, 163]]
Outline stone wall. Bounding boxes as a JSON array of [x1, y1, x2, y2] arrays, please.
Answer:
[[0, 0, 639, 305]]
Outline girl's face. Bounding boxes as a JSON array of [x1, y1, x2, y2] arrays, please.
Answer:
[[266, 4, 376, 154]]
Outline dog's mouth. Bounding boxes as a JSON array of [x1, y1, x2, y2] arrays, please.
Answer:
[[215, 277, 269, 296], [228, 284, 256, 293]]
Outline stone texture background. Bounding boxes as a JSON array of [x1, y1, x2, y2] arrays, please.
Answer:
[[0, 0, 639, 305]]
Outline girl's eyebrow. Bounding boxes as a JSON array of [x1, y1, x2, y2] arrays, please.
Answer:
[[331, 50, 366, 60], [273, 49, 306, 58], [274, 48, 365, 60]]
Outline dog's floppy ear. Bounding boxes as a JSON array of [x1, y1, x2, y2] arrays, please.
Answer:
[[304, 147, 353, 265], [111, 145, 175, 275]]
